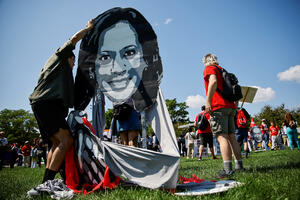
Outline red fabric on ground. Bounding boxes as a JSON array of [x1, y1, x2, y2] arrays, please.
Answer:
[[179, 174, 216, 184], [179, 174, 205, 184], [65, 146, 80, 191]]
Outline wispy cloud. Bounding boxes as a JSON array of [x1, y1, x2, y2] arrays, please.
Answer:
[[277, 65, 300, 83], [164, 18, 173, 25], [185, 94, 206, 108], [252, 86, 275, 103]]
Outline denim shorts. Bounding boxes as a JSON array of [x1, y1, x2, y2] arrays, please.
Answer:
[[116, 109, 141, 132], [209, 108, 236, 135]]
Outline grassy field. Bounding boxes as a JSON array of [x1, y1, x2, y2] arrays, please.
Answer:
[[1, 149, 300, 200]]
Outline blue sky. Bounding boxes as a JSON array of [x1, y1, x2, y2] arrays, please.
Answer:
[[0, 0, 300, 122]]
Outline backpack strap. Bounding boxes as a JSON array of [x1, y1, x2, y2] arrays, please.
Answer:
[[210, 65, 223, 93]]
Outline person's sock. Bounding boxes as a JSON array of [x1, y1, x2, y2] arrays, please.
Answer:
[[43, 169, 57, 183], [235, 159, 243, 170], [224, 160, 232, 174], [42, 168, 49, 183], [47, 169, 58, 181]]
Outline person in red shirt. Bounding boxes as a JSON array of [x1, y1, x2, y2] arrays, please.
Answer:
[[21, 141, 32, 167], [202, 53, 243, 177], [194, 105, 217, 160], [260, 119, 270, 150], [269, 121, 280, 150]]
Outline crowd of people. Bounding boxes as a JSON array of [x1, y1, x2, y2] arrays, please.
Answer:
[[0, 132, 48, 170], [256, 114, 300, 151]]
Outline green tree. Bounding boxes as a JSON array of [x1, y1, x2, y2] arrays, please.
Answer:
[[253, 104, 299, 127], [165, 98, 190, 136], [0, 109, 39, 145], [165, 98, 189, 123], [105, 108, 114, 129]]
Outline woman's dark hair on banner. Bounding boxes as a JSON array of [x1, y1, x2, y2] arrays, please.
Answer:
[[74, 7, 163, 111]]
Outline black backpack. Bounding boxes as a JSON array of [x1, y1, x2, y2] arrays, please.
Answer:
[[213, 65, 243, 102], [196, 113, 209, 130], [113, 103, 133, 121]]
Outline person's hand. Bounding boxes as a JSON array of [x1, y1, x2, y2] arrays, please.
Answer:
[[205, 103, 212, 113], [86, 19, 94, 31]]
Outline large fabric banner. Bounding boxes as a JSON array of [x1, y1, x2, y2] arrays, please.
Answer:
[[74, 7, 179, 189]]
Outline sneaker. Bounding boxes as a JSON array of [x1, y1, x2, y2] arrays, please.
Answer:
[[217, 170, 234, 179], [27, 188, 40, 197], [198, 157, 202, 161]]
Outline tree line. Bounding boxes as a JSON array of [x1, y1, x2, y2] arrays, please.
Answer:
[[1, 102, 299, 144]]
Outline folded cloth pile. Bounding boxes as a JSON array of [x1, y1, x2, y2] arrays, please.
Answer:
[[27, 179, 74, 199]]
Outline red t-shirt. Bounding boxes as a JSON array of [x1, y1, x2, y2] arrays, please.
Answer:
[[260, 123, 268, 135], [21, 144, 32, 156], [195, 111, 211, 134], [269, 126, 279, 136], [203, 65, 235, 111]]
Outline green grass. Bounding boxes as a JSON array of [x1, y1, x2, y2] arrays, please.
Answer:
[[1, 149, 300, 200]]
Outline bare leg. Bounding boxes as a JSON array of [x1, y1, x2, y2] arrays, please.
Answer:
[[228, 133, 242, 160], [210, 147, 217, 159], [48, 128, 73, 171], [128, 130, 138, 147], [120, 131, 129, 146], [46, 138, 59, 169], [217, 134, 233, 161], [244, 142, 248, 152], [198, 145, 204, 158]]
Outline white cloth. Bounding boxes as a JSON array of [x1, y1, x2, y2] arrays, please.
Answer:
[[92, 88, 179, 189], [27, 179, 74, 199]]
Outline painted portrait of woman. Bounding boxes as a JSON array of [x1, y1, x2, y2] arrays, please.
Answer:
[[75, 7, 163, 112]]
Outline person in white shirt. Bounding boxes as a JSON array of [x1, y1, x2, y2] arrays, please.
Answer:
[[185, 128, 196, 159]]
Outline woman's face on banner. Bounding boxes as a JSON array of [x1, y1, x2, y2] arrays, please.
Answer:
[[95, 20, 147, 103]]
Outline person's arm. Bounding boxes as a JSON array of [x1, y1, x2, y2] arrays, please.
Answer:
[[70, 19, 94, 47], [205, 74, 217, 113]]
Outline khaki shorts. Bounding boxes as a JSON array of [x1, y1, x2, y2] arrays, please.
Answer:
[[209, 108, 236, 135]]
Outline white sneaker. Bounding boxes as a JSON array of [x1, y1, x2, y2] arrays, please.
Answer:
[[27, 188, 40, 197]]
